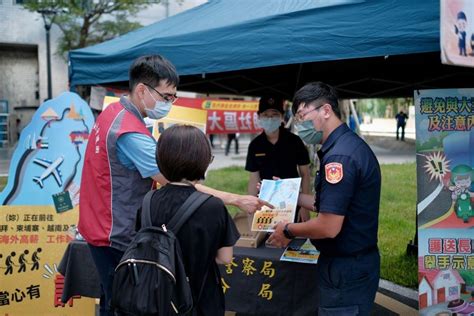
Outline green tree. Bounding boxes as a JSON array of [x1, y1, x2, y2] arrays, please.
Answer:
[[357, 98, 413, 118], [23, 0, 153, 58]]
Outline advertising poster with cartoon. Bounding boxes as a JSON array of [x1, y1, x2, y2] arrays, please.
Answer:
[[441, 0, 474, 68], [0, 92, 95, 315], [416, 89, 474, 315]]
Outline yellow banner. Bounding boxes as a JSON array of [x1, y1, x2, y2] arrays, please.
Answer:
[[152, 105, 207, 139], [102, 97, 208, 140], [201, 100, 258, 111], [102, 96, 119, 110], [0, 206, 95, 315]]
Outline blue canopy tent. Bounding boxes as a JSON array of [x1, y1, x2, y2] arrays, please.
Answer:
[[69, 0, 474, 98]]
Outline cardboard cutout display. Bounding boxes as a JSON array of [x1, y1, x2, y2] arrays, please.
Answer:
[[0, 92, 95, 315]]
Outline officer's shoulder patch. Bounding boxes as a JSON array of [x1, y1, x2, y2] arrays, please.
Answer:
[[325, 162, 343, 184]]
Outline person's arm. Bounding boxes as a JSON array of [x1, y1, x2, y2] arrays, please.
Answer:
[[116, 133, 160, 178], [297, 164, 311, 221], [298, 193, 315, 210], [247, 171, 261, 196], [215, 246, 233, 265], [294, 137, 312, 220], [268, 212, 344, 247], [151, 173, 168, 185], [195, 183, 272, 213]]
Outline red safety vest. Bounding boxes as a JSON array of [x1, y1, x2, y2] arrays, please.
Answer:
[[78, 98, 154, 250]]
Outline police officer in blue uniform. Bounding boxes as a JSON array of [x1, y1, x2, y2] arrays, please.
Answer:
[[268, 82, 381, 315]]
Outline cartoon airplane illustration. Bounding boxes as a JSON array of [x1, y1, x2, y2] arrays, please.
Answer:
[[32, 155, 64, 188]]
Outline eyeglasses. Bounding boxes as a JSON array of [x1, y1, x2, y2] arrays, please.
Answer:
[[144, 83, 178, 103], [294, 104, 324, 123], [210, 155, 215, 163]]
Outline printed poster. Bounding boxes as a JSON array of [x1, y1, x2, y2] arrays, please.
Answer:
[[102, 96, 207, 138], [441, 0, 474, 68], [416, 89, 474, 315], [151, 104, 207, 139], [252, 178, 301, 232], [103, 95, 260, 134], [0, 92, 95, 315]]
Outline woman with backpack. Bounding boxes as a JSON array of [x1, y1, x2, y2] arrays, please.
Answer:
[[136, 124, 240, 315]]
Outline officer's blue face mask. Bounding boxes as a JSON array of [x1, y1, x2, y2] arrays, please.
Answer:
[[296, 120, 323, 145], [259, 117, 281, 134], [143, 88, 172, 120]]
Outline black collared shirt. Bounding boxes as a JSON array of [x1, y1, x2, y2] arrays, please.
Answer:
[[312, 124, 381, 256], [245, 127, 310, 180]]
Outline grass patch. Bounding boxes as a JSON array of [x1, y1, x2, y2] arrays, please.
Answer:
[[204, 166, 248, 216], [0, 177, 7, 191], [205, 163, 418, 289], [379, 163, 417, 288]]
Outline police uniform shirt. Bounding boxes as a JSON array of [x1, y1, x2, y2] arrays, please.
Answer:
[[245, 127, 310, 180], [312, 124, 381, 256]]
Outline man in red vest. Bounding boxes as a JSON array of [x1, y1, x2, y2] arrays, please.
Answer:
[[79, 55, 269, 316]]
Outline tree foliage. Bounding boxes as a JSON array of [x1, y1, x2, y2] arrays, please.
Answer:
[[23, 0, 153, 58], [357, 98, 413, 118]]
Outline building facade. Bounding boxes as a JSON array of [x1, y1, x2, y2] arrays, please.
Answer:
[[0, 0, 206, 144]]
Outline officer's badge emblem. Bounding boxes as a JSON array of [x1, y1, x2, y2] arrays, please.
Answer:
[[325, 162, 343, 184]]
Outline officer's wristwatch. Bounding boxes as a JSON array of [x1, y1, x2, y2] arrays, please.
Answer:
[[283, 223, 295, 240]]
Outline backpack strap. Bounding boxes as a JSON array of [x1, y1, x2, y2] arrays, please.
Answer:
[[140, 190, 156, 228], [167, 191, 211, 233]]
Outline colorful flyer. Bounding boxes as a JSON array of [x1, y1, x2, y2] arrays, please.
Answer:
[[251, 178, 301, 232], [280, 239, 320, 264], [416, 89, 474, 315]]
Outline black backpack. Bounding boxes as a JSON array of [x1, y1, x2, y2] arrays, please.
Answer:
[[111, 190, 211, 315]]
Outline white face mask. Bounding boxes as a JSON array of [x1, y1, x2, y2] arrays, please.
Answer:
[[259, 117, 281, 134], [143, 88, 172, 120]]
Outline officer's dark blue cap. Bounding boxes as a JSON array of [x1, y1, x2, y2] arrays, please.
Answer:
[[458, 11, 467, 21], [258, 96, 284, 114]]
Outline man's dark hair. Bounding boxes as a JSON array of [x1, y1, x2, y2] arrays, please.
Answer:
[[292, 82, 341, 119], [129, 55, 179, 91], [156, 125, 212, 182]]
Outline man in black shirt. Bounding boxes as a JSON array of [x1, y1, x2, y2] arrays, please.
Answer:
[[246, 96, 311, 221]]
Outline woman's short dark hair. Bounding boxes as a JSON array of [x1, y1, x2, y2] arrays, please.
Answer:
[[129, 55, 179, 92], [292, 82, 341, 119], [156, 125, 212, 182]]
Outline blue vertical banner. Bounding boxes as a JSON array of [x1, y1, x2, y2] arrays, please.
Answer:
[[416, 89, 474, 314]]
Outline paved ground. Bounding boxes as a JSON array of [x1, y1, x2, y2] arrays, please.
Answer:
[[207, 133, 416, 172]]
